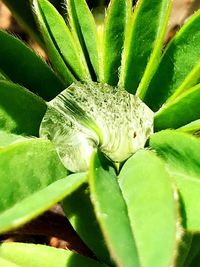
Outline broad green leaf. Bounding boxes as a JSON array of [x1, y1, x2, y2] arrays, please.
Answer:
[[103, 0, 132, 85], [0, 131, 25, 147], [0, 30, 64, 101], [2, 0, 43, 46], [34, 0, 90, 82], [67, 0, 100, 81], [144, 10, 200, 111], [33, 0, 76, 86], [154, 84, 200, 131], [0, 138, 68, 233], [178, 119, 200, 135], [119, 150, 178, 267], [0, 81, 46, 136], [62, 184, 112, 265], [120, 0, 171, 96], [0, 257, 19, 267], [89, 153, 140, 267], [0, 243, 107, 267], [150, 130, 200, 231]]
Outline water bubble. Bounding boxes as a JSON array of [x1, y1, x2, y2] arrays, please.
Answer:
[[40, 81, 154, 172]]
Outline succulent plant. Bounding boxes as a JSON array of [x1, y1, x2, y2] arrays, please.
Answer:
[[1, 0, 200, 266]]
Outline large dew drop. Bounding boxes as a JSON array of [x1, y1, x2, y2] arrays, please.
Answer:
[[40, 82, 154, 172]]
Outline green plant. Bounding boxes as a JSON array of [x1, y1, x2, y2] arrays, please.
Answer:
[[1, 0, 200, 266]]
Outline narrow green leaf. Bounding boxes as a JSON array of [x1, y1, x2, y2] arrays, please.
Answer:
[[0, 30, 64, 101], [2, 0, 43, 46], [33, 0, 76, 86], [144, 10, 200, 111], [178, 119, 200, 135], [0, 243, 107, 267], [49, 0, 66, 13], [89, 153, 140, 267], [0, 138, 76, 233], [0, 174, 86, 234], [0, 139, 67, 210], [150, 130, 200, 231], [154, 84, 200, 131], [62, 184, 112, 266], [169, 61, 200, 103], [120, 0, 170, 96], [0, 74, 5, 81], [0, 70, 8, 81], [103, 0, 132, 85], [0, 81, 46, 136], [92, 5, 105, 82], [0, 131, 25, 147], [0, 142, 86, 233], [119, 150, 178, 267], [67, 0, 100, 81], [34, 0, 90, 82]]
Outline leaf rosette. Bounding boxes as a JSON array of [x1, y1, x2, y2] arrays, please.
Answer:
[[1, 0, 200, 266]]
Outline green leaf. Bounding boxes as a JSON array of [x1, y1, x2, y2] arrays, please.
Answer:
[[0, 81, 46, 136], [0, 138, 70, 233], [0, 257, 19, 267], [0, 30, 64, 101], [34, 0, 90, 82], [154, 84, 200, 131], [62, 184, 112, 266], [67, 0, 100, 81], [49, 0, 65, 13], [0, 70, 8, 81], [178, 119, 200, 135], [89, 153, 140, 267], [1, 0, 43, 46], [0, 131, 25, 147], [144, 10, 200, 111], [150, 130, 200, 231], [0, 74, 5, 81], [171, 61, 200, 102], [33, 0, 76, 86], [0, 243, 107, 267], [0, 175, 86, 234], [119, 0, 171, 96], [103, 0, 132, 85], [119, 150, 178, 267]]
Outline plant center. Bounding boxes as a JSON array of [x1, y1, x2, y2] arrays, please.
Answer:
[[40, 82, 154, 172]]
